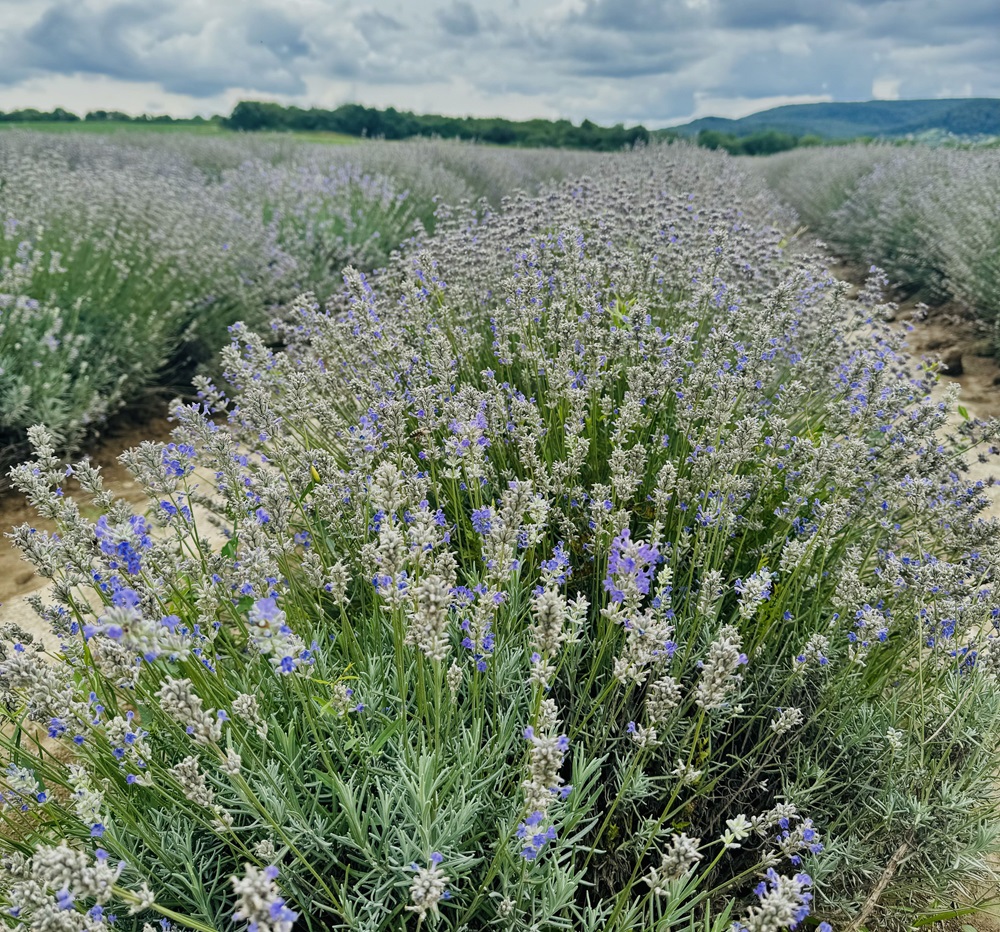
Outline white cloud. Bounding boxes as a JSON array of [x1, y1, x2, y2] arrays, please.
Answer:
[[0, 73, 252, 118], [872, 78, 901, 100]]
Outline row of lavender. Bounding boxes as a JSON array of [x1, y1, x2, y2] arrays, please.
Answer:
[[757, 145, 1000, 343], [0, 131, 595, 469], [3, 143, 999, 930]]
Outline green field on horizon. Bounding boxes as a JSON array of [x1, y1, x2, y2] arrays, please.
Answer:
[[0, 121, 360, 144]]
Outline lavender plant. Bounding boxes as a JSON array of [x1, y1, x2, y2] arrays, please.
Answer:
[[0, 132, 293, 462], [752, 145, 884, 235], [757, 144, 1000, 347], [223, 138, 606, 295], [2, 144, 999, 932]]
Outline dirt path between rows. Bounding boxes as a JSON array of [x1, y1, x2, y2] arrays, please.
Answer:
[[837, 262, 1000, 420]]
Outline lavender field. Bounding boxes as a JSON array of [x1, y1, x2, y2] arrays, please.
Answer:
[[1, 133, 999, 932]]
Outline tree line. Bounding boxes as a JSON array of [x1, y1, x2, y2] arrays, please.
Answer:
[[0, 108, 215, 124], [222, 101, 651, 150], [693, 128, 823, 155]]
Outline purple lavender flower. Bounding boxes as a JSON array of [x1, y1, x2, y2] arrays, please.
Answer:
[[604, 529, 660, 604], [516, 810, 558, 860], [471, 506, 493, 535]]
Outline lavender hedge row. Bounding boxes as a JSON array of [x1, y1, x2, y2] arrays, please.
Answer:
[[756, 145, 1000, 347], [2, 144, 999, 931], [0, 132, 594, 468]]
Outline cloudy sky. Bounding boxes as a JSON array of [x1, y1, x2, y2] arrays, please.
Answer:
[[0, 0, 997, 127]]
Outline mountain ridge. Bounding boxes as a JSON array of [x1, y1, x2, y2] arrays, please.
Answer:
[[665, 98, 1000, 139]]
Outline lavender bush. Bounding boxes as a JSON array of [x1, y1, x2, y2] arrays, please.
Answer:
[[0, 133, 293, 462], [757, 145, 1000, 347], [217, 139, 599, 303], [2, 144, 1000, 931], [751, 146, 884, 236]]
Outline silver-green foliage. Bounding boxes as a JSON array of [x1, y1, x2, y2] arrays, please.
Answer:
[[0, 132, 594, 465]]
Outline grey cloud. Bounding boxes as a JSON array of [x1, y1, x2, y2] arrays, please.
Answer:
[[436, 1, 480, 37], [715, 0, 849, 31], [243, 9, 310, 60], [850, 0, 1000, 45], [356, 11, 404, 37], [564, 46, 705, 80], [721, 45, 873, 102], [22, 2, 151, 81], [529, 0, 1000, 108], [520, 9, 706, 81], [569, 0, 702, 32], [12, 0, 309, 96], [306, 15, 445, 86]]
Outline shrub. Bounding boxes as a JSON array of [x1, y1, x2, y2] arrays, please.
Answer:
[[930, 150, 1000, 332], [2, 146, 999, 931], [757, 145, 1000, 348], [0, 134, 293, 461], [828, 153, 953, 300], [751, 145, 885, 232], [215, 140, 601, 301]]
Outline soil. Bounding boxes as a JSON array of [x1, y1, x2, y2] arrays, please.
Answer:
[[835, 264, 1000, 417], [902, 304, 1000, 417]]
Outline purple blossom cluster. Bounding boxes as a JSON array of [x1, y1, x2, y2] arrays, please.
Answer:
[[603, 529, 661, 605], [516, 810, 558, 861]]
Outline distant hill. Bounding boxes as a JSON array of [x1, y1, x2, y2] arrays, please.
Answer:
[[666, 98, 1000, 140]]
